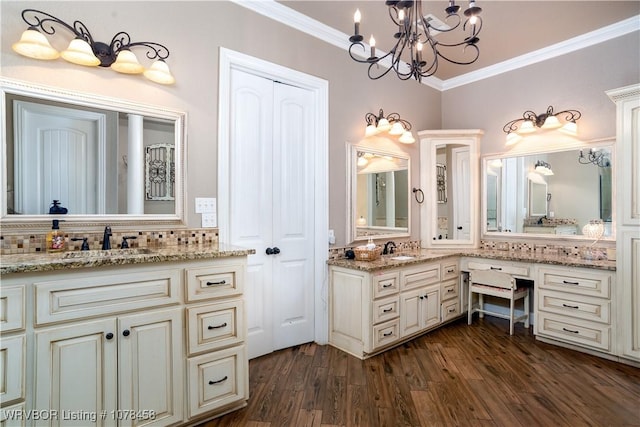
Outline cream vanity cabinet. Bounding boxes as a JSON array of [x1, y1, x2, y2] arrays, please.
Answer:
[[0, 285, 26, 425], [536, 266, 616, 354], [0, 255, 249, 427], [608, 83, 640, 364], [328, 257, 460, 359]]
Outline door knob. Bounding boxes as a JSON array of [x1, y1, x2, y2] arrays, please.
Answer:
[[457, 226, 463, 230], [266, 247, 281, 255]]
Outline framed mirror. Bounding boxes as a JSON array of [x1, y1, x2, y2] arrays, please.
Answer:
[[482, 138, 615, 239], [1, 78, 186, 230], [346, 143, 410, 242]]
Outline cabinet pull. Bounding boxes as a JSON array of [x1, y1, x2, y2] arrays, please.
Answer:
[[382, 283, 393, 288], [383, 331, 393, 337], [206, 280, 226, 286], [122, 329, 130, 337], [446, 269, 455, 274], [448, 308, 456, 313], [208, 376, 228, 385], [208, 322, 228, 330], [490, 266, 502, 271], [562, 327, 580, 334], [382, 307, 393, 313], [447, 288, 454, 293], [562, 280, 580, 285], [105, 332, 114, 340], [562, 303, 580, 309]]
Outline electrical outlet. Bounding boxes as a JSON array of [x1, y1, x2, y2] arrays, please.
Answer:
[[202, 213, 217, 228], [195, 197, 216, 214]]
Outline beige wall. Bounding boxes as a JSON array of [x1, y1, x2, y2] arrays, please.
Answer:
[[2, 2, 638, 246]]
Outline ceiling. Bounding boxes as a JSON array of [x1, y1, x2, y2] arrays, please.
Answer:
[[278, 1, 639, 82]]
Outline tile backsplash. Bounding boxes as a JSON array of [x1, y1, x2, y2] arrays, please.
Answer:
[[0, 228, 219, 255]]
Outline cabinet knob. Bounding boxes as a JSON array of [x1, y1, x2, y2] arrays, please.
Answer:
[[105, 332, 114, 340], [122, 329, 131, 337]]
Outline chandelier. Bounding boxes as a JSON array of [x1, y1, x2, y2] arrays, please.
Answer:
[[503, 106, 582, 145], [12, 9, 175, 84], [364, 109, 415, 143], [348, 0, 483, 82], [578, 148, 611, 167]]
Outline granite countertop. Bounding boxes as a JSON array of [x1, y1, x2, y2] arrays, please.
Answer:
[[327, 248, 616, 272], [0, 244, 256, 275]]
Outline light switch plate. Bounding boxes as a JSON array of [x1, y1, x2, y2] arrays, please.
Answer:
[[195, 197, 216, 214], [202, 213, 217, 228]]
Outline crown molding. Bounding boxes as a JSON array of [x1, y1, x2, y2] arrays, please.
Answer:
[[231, 1, 638, 93]]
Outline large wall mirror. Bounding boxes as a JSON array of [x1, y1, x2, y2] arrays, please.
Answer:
[[1, 78, 186, 230], [482, 138, 615, 240], [346, 142, 410, 242]]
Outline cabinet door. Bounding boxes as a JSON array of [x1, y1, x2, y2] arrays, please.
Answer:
[[400, 286, 441, 337], [118, 308, 183, 427], [35, 318, 118, 427], [423, 286, 441, 329]]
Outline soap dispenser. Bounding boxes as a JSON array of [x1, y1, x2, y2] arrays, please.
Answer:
[[46, 220, 66, 252]]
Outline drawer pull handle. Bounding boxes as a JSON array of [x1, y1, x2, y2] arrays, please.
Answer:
[[209, 376, 228, 385], [206, 280, 226, 286], [446, 269, 455, 273], [382, 307, 393, 313], [382, 283, 393, 288], [447, 289, 454, 293], [562, 280, 579, 285], [562, 303, 580, 309], [490, 267, 502, 271], [562, 327, 580, 334], [208, 322, 228, 330], [448, 308, 456, 313], [383, 331, 393, 337]]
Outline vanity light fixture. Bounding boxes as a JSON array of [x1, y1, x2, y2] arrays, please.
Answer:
[[503, 106, 581, 146], [578, 148, 611, 167], [534, 160, 554, 176], [12, 9, 175, 85], [348, 1, 483, 82], [364, 109, 415, 144]]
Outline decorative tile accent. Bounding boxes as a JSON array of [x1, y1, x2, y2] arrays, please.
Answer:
[[479, 239, 611, 261], [0, 228, 219, 255], [329, 240, 421, 260]]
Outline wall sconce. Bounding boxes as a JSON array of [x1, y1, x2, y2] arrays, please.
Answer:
[[364, 109, 415, 144], [534, 160, 554, 176], [12, 9, 175, 85], [503, 106, 581, 146], [578, 148, 611, 167]]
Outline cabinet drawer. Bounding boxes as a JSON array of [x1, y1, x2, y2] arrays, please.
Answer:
[[441, 279, 459, 302], [538, 268, 611, 298], [372, 318, 400, 350], [0, 402, 25, 426], [538, 290, 610, 324], [0, 335, 25, 407], [186, 264, 244, 302], [537, 313, 611, 352], [187, 345, 247, 418], [401, 264, 440, 291], [0, 285, 25, 333], [35, 269, 181, 325], [467, 261, 529, 277], [372, 271, 400, 299], [442, 300, 460, 322], [187, 299, 245, 355], [441, 262, 459, 281], [372, 296, 399, 324]]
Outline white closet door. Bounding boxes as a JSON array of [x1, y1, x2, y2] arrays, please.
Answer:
[[452, 146, 470, 240], [229, 69, 316, 359]]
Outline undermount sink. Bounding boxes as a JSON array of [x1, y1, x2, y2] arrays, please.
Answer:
[[63, 248, 155, 259], [390, 255, 415, 261]]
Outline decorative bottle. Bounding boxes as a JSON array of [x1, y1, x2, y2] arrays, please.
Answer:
[[46, 219, 65, 252]]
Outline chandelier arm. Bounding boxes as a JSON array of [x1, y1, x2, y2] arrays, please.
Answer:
[[435, 43, 480, 66], [20, 9, 96, 46]]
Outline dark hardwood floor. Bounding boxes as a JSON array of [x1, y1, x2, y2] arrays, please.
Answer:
[[200, 317, 640, 427]]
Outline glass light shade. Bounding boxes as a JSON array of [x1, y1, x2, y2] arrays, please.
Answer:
[[399, 131, 415, 144], [535, 165, 553, 176], [61, 38, 100, 66], [110, 50, 144, 74], [143, 60, 175, 84], [365, 123, 378, 137], [357, 155, 368, 167], [541, 114, 562, 129], [376, 117, 391, 132], [505, 132, 522, 146], [388, 122, 405, 136], [559, 120, 578, 136], [518, 120, 536, 134], [13, 29, 60, 60], [582, 221, 604, 240], [488, 159, 503, 168]]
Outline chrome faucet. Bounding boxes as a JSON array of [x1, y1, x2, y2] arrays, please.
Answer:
[[383, 241, 397, 255], [102, 226, 112, 250]]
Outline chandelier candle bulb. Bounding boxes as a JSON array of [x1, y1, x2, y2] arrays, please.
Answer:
[[369, 36, 376, 58]]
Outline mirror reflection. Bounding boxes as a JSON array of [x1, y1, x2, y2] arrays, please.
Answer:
[[348, 143, 410, 242], [435, 144, 471, 240], [484, 145, 613, 237], [1, 79, 184, 223]]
